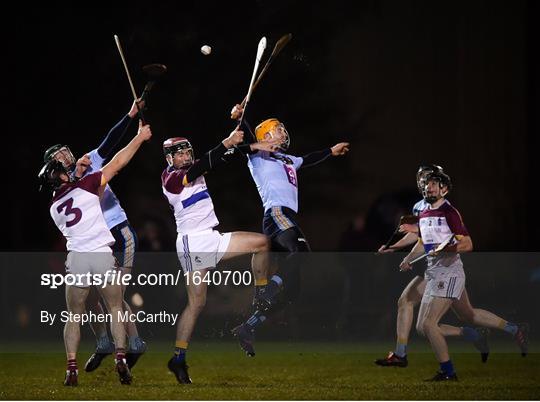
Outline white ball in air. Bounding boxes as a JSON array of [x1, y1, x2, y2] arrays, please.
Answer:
[[201, 45, 212, 55]]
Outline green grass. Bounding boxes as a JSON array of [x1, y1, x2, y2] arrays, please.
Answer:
[[0, 342, 538, 400]]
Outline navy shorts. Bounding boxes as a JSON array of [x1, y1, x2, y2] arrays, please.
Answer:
[[110, 220, 138, 268], [263, 206, 310, 252]]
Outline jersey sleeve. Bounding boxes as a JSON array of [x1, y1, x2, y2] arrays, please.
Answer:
[[445, 206, 469, 237], [300, 148, 331, 169], [248, 152, 264, 168], [289, 154, 303, 170], [96, 114, 132, 159], [162, 168, 186, 194], [77, 171, 103, 196], [88, 149, 105, 170], [412, 200, 423, 216]]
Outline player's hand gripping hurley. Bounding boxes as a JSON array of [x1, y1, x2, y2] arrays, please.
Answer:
[[400, 234, 456, 271]]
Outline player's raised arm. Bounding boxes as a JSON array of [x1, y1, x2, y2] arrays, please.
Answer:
[[300, 142, 350, 169], [101, 120, 152, 184], [181, 128, 245, 185], [72, 99, 145, 179], [96, 99, 145, 159], [230, 102, 265, 155]]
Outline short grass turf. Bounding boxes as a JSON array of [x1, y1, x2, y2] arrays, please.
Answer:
[[0, 342, 538, 400]]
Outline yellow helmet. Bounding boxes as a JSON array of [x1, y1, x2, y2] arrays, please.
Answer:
[[254, 118, 290, 149]]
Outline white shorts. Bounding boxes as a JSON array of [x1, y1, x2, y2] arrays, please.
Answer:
[[176, 229, 232, 273], [422, 271, 465, 301], [65, 246, 117, 287]]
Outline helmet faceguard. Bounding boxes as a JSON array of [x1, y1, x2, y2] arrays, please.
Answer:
[[44, 144, 76, 173], [422, 171, 452, 204], [255, 118, 290, 151], [416, 164, 443, 194], [163, 137, 194, 168], [38, 159, 71, 191]]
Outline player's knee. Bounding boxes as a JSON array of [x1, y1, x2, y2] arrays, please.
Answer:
[[397, 295, 413, 309], [108, 306, 123, 318], [188, 295, 207, 313], [254, 235, 270, 253], [416, 321, 426, 337], [421, 319, 437, 336]]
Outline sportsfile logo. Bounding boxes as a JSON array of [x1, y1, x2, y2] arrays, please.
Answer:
[[41, 270, 182, 289], [40, 269, 252, 289]]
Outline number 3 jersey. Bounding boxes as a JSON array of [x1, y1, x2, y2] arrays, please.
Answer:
[[248, 151, 303, 213], [161, 166, 219, 234], [50, 172, 115, 252]]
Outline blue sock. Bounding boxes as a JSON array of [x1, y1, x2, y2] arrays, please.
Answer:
[[503, 322, 518, 336], [462, 327, 480, 342], [246, 311, 266, 329], [173, 348, 186, 362], [395, 342, 407, 358], [440, 360, 455, 376], [271, 275, 283, 287]]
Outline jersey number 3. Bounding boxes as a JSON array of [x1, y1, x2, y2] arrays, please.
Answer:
[[57, 198, 82, 227]]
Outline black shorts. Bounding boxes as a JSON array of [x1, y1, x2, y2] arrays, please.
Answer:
[[110, 220, 138, 268], [263, 206, 310, 252]]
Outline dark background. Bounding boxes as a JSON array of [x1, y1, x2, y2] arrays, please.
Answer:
[[8, 0, 539, 251]]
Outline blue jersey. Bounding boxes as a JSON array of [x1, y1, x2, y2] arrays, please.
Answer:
[[412, 198, 451, 217], [248, 151, 303, 213], [82, 149, 128, 229], [412, 199, 430, 216]]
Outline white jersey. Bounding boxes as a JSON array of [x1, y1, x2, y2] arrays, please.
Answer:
[[248, 151, 303, 213], [81, 149, 128, 229], [418, 200, 469, 272], [161, 166, 219, 234], [50, 172, 115, 252]]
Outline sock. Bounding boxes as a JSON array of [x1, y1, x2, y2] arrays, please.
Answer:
[[271, 275, 283, 287], [462, 327, 480, 342], [255, 278, 268, 287], [394, 341, 407, 358], [440, 360, 455, 376], [174, 340, 188, 362], [245, 310, 266, 329], [67, 358, 77, 372], [96, 334, 112, 351], [501, 321, 518, 336], [115, 348, 126, 363], [129, 336, 144, 351]]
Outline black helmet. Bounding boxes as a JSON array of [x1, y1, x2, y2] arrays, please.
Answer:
[[422, 171, 452, 203], [43, 144, 76, 172], [38, 160, 69, 191], [163, 137, 194, 167], [416, 164, 444, 194]]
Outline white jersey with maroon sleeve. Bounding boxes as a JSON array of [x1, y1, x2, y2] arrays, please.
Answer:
[[161, 166, 219, 234], [50, 171, 115, 252], [418, 200, 469, 272]]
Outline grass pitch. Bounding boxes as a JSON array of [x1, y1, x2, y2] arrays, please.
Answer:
[[0, 342, 538, 400]]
